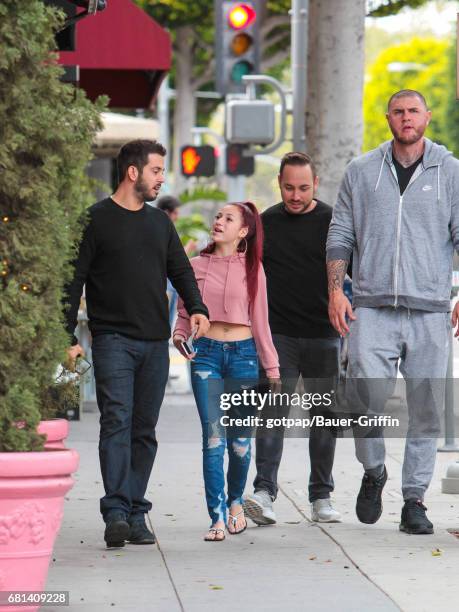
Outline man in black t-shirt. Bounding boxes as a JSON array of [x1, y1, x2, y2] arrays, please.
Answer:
[[65, 140, 209, 548], [243, 152, 342, 526]]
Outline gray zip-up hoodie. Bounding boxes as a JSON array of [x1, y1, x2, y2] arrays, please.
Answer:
[[326, 138, 459, 312]]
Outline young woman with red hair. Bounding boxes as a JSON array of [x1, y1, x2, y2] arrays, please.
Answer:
[[173, 201, 280, 541]]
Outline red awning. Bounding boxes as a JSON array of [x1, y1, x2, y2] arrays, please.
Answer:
[[58, 0, 171, 109]]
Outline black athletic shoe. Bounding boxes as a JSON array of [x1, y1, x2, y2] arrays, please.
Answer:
[[127, 516, 156, 545], [399, 499, 434, 535], [356, 466, 387, 524], [104, 512, 130, 548]]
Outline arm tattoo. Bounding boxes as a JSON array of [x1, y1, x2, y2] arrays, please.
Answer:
[[327, 260, 348, 294]]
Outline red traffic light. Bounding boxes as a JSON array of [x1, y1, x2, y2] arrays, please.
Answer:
[[228, 3, 256, 30]]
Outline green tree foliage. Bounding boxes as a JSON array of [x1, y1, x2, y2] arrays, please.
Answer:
[[175, 214, 209, 246], [135, 0, 431, 97], [443, 41, 459, 157], [137, 1, 291, 40], [367, 0, 430, 17], [0, 1, 104, 451], [363, 37, 448, 151], [136, 0, 292, 124], [179, 186, 227, 205], [365, 24, 439, 67]]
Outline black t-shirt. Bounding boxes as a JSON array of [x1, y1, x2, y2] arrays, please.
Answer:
[[64, 197, 208, 343], [261, 200, 338, 339], [393, 155, 423, 195]]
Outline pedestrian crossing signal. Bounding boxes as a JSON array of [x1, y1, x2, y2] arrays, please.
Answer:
[[180, 145, 216, 177], [226, 144, 254, 176]]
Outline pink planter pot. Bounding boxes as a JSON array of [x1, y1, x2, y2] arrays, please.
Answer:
[[37, 419, 69, 450], [0, 448, 79, 612]]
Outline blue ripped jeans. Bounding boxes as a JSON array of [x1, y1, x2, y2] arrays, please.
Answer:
[[191, 337, 259, 525]]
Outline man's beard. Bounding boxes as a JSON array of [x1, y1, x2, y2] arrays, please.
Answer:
[[392, 126, 424, 146], [286, 198, 314, 214], [134, 175, 153, 201]]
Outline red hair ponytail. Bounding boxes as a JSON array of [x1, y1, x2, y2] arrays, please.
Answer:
[[235, 201, 263, 305]]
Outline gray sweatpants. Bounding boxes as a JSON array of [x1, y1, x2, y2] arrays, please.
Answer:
[[347, 307, 450, 500]]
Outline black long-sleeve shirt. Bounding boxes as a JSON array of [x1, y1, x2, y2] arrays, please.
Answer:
[[64, 197, 208, 344], [261, 200, 338, 339]]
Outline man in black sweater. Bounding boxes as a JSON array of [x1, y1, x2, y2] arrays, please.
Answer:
[[243, 152, 342, 525], [65, 140, 209, 547]]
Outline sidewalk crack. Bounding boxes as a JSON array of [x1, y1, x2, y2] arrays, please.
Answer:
[[278, 485, 403, 612], [148, 514, 185, 612]]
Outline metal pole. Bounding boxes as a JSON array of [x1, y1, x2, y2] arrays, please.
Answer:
[[227, 176, 246, 202], [291, 0, 309, 153], [158, 75, 171, 174], [439, 297, 459, 452], [441, 322, 459, 489], [157, 82, 221, 180]]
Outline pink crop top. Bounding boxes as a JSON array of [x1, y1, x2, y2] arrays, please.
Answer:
[[174, 253, 280, 378]]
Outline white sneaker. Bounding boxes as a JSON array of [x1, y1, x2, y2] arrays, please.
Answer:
[[311, 498, 342, 523], [242, 491, 277, 525]]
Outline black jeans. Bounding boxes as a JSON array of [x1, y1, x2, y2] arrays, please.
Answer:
[[92, 333, 169, 521], [254, 334, 340, 502]]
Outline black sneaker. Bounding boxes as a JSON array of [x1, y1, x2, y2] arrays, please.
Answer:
[[104, 512, 130, 548], [127, 515, 156, 545], [356, 466, 387, 524], [399, 499, 434, 535]]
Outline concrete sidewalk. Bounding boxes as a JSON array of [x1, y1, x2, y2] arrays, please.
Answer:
[[44, 391, 459, 612]]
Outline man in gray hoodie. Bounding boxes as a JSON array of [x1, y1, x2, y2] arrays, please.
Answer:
[[326, 89, 459, 534]]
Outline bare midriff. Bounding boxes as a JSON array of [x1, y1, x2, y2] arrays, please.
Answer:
[[204, 321, 253, 342]]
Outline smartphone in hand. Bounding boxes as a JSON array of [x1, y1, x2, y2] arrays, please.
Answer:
[[181, 330, 196, 357]]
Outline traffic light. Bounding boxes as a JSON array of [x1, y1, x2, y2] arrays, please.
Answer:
[[226, 144, 254, 176], [215, 1, 260, 96], [43, 1, 107, 51], [180, 145, 216, 177]]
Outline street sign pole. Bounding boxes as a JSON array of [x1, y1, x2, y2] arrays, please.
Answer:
[[457, 14, 459, 100], [291, 0, 309, 153], [228, 175, 246, 202], [158, 75, 172, 174]]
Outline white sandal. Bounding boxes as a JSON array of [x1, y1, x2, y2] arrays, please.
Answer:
[[204, 527, 226, 542], [227, 510, 247, 535]]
